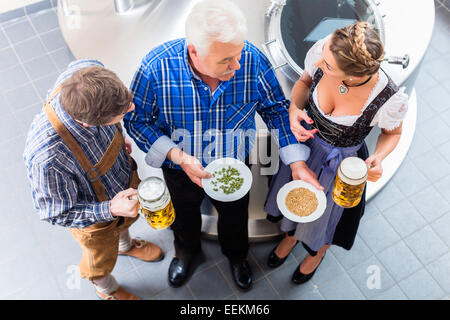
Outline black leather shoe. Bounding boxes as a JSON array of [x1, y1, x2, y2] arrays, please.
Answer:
[[229, 260, 252, 290], [168, 257, 192, 287], [267, 240, 299, 268], [292, 255, 324, 285]]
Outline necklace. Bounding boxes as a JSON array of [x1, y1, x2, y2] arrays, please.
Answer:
[[338, 75, 372, 95]]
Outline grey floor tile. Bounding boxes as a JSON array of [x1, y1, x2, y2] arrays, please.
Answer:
[[421, 84, 450, 114], [426, 252, 450, 293], [114, 269, 156, 300], [438, 140, 450, 164], [404, 225, 448, 265], [431, 211, 450, 247], [188, 265, 233, 300], [249, 239, 296, 276], [297, 287, 324, 300], [29, 9, 59, 34], [0, 245, 53, 298], [406, 130, 434, 159], [266, 258, 315, 299], [371, 285, 407, 300], [56, 272, 99, 300], [377, 241, 423, 282], [23, 54, 58, 80], [0, 29, 9, 49], [236, 278, 280, 300], [329, 235, 372, 271], [398, 268, 446, 300], [50, 47, 75, 71], [416, 116, 450, 148], [307, 251, 345, 286], [415, 70, 439, 96], [152, 285, 195, 300], [134, 249, 174, 296], [217, 254, 265, 289], [371, 181, 404, 212], [0, 8, 25, 25], [39, 29, 66, 52], [4, 83, 41, 111], [3, 19, 36, 44], [0, 134, 27, 170], [441, 109, 450, 128], [25, 0, 53, 15], [12, 102, 41, 134], [5, 275, 62, 300], [0, 64, 30, 93], [391, 157, 431, 197], [408, 185, 450, 223], [360, 200, 381, 222], [317, 272, 365, 300], [347, 255, 395, 299], [435, 175, 450, 204], [13, 36, 47, 62], [415, 96, 436, 122], [0, 47, 19, 71], [33, 72, 58, 100], [381, 199, 427, 238], [0, 111, 25, 144], [412, 151, 450, 182], [357, 214, 401, 254]]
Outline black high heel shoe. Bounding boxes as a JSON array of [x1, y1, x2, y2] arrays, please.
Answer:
[[267, 240, 299, 269], [292, 254, 325, 285]]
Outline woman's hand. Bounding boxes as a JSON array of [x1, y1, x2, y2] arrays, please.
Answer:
[[289, 103, 318, 142], [365, 154, 383, 182], [290, 161, 324, 191]]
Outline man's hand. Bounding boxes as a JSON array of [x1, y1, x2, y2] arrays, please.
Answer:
[[365, 154, 383, 182], [167, 148, 211, 188], [289, 103, 318, 142], [110, 188, 139, 217], [290, 161, 324, 191]]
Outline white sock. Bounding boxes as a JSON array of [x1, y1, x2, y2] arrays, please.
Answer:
[[92, 274, 119, 295], [118, 229, 133, 252]]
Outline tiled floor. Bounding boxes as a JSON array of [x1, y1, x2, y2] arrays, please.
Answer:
[[0, 1, 449, 300]]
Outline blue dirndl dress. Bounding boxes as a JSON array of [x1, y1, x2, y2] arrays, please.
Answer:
[[264, 68, 399, 255]]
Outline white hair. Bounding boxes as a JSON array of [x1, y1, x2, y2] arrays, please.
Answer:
[[185, 0, 248, 56]]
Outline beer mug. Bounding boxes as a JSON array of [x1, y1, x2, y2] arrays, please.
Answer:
[[136, 176, 175, 229], [332, 157, 368, 208]]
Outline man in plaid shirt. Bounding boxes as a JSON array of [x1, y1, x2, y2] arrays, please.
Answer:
[[124, 0, 320, 290]]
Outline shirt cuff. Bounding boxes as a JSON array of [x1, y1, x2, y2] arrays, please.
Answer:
[[278, 143, 311, 166], [94, 201, 115, 222], [145, 135, 178, 168]]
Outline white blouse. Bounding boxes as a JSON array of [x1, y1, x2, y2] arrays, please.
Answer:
[[303, 36, 408, 131]]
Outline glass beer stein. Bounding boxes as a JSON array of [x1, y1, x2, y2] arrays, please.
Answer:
[[332, 157, 368, 208], [137, 176, 175, 229]]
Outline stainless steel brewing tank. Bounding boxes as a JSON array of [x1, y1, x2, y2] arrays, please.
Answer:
[[58, 0, 434, 241]]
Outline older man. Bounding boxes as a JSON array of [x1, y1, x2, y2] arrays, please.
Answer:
[[24, 60, 164, 300], [124, 0, 319, 290]]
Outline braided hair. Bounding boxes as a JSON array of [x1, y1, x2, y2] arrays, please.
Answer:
[[329, 21, 385, 77]]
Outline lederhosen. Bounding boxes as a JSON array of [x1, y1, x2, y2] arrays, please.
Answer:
[[265, 68, 399, 255], [43, 87, 141, 280]]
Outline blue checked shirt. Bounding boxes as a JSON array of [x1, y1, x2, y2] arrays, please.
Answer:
[[124, 39, 310, 169], [23, 59, 133, 228]]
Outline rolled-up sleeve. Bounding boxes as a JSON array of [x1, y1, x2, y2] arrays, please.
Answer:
[[124, 64, 177, 168], [29, 162, 114, 228]]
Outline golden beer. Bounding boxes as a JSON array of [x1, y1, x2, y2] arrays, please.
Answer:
[[332, 157, 368, 208], [137, 177, 175, 229]]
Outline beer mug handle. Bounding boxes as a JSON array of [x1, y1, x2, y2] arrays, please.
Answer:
[[129, 195, 138, 201]]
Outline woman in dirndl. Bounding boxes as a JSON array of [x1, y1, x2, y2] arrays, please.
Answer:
[[264, 21, 408, 284]]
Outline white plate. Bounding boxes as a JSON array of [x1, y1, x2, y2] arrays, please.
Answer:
[[276, 180, 327, 223], [202, 158, 253, 202]]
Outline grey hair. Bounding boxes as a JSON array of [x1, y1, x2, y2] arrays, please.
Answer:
[[185, 0, 248, 56]]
